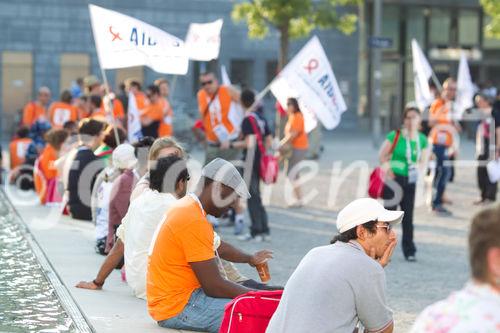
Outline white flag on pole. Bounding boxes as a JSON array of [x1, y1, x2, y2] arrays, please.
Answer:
[[127, 92, 143, 143], [220, 65, 245, 133], [456, 52, 475, 118], [270, 36, 347, 132], [221, 65, 231, 86], [411, 39, 434, 111], [185, 19, 223, 61], [89, 4, 188, 75]]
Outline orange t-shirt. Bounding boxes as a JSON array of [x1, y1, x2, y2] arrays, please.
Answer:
[[147, 195, 215, 321], [197, 86, 234, 143], [158, 98, 174, 137], [34, 144, 58, 204], [94, 99, 125, 122], [48, 102, 78, 128], [135, 92, 148, 110], [140, 100, 163, 122], [22, 101, 47, 127], [9, 138, 32, 169], [429, 98, 454, 147], [285, 112, 309, 149]]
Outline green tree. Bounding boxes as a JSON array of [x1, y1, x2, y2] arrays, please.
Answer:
[[232, 0, 359, 71], [481, 0, 500, 38]]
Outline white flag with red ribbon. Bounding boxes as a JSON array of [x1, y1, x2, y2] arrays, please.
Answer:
[[89, 4, 188, 74], [270, 36, 347, 132], [185, 19, 223, 61]]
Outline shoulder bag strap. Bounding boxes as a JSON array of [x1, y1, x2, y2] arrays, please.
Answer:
[[247, 115, 266, 154], [389, 129, 401, 157], [202, 88, 220, 117]]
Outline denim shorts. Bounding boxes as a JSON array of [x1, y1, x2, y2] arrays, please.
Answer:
[[158, 288, 232, 333]]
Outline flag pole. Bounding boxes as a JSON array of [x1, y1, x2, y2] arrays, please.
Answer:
[[99, 66, 121, 145], [430, 71, 442, 92]]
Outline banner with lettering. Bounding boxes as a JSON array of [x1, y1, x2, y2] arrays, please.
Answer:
[[89, 4, 188, 74], [185, 19, 223, 61], [270, 36, 347, 131]]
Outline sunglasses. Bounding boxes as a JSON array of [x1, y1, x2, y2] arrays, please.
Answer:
[[376, 223, 392, 233], [200, 80, 213, 86]]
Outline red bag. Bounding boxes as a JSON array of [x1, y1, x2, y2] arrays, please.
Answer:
[[247, 115, 279, 184], [368, 130, 401, 199], [219, 290, 282, 333]]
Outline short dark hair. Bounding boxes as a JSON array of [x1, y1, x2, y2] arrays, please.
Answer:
[[287, 97, 301, 113], [102, 126, 126, 149], [241, 89, 255, 108], [200, 71, 215, 79], [469, 206, 500, 282], [133, 136, 155, 156], [60, 90, 72, 104], [130, 81, 142, 90], [330, 221, 378, 244], [44, 129, 69, 150], [16, 126, 30, 138], [78, 118, 105, 137], [89, 95, 102, 109], [63, 120, 77, 131], [403, 106, 421, 119], [148, 84, 160, 96], [149, 156, 189, 193]]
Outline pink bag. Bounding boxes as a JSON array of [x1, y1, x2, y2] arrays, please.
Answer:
[[219, 290, 282, 333], [247, 115, 279, 184], [368, 130, 400, 199]]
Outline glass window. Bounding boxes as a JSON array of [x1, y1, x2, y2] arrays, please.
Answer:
[[406, 7, 425, 53], [266, 60, 278, 85], [430, 8, 451, 45], [483, 17, 500, 49], [60, 53, 89, 94], [230, 59, 254, 89], [381, 6, 400, 52], [459, 9, 479, 46], [2, 51, 33, 136]]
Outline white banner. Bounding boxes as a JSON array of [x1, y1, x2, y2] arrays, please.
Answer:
[[89, 4, 188, 75], [456, 52, 475, 118], [127, 92, 143, 143], [270, 36, 347, 132], [185, 19, 223, 61], [411, 39, 434, 111]]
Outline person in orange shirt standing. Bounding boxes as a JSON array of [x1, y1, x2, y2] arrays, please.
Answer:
[[279, 97, 309, 207], [155, 78, 174, 137], [197, 72, 241, 164], [22, 86, 51, 127], [126, 79, 148, 110], [34, 129, 68, 205], [140, 85, 163, 138], [9, 126, 33, 183], [428, 78, 460, 215], [48, 90, 78, 128]]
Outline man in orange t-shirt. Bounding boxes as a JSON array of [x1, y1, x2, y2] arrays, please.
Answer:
[[22, 86, 51, 127], [428, 78, 460, 215], [197, 72, 241, 164], [155, 78, 174, 137], [48, 90, 79, 128], [9, 126, 32, 182], [147, 158, 272, 333], [140, 85, 163, 138]]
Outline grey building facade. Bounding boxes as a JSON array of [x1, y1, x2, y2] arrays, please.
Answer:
[[0, 0, 360, 138]]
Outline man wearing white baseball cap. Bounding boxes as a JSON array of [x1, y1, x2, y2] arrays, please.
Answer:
[[267, 198, 403, 333]]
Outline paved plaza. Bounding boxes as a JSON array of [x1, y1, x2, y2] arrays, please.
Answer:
[[6, 129, 491, 332]]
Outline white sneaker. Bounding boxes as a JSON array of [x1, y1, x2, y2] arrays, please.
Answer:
[[237, 233, 252, 241], [263, 234, 271, 242], [253, 235, 264, 242]]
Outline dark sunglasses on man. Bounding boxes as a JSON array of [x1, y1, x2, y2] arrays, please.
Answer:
[[200, 80, 213, 87]]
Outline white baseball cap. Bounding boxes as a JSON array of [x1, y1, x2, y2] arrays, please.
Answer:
[[201, 158, 251, 199], [336, 198, 404, 233], [112, 143, 138, 170]]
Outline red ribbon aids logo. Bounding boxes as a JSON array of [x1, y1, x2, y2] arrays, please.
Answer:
[[304, 59, 319, 74], [109, 26, 122, 41]]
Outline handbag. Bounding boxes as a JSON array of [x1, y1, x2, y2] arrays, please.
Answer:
[[247, 115, 279, 184], [368, 130, 401, 198], [219, 290, 283, 333]]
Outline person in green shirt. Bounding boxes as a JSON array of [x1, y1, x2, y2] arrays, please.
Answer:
[[379, 104, 430, 262]]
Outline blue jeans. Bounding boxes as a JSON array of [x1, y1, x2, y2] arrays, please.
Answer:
[[432, 144, 450, 207], [158, 289, 231, 333]]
